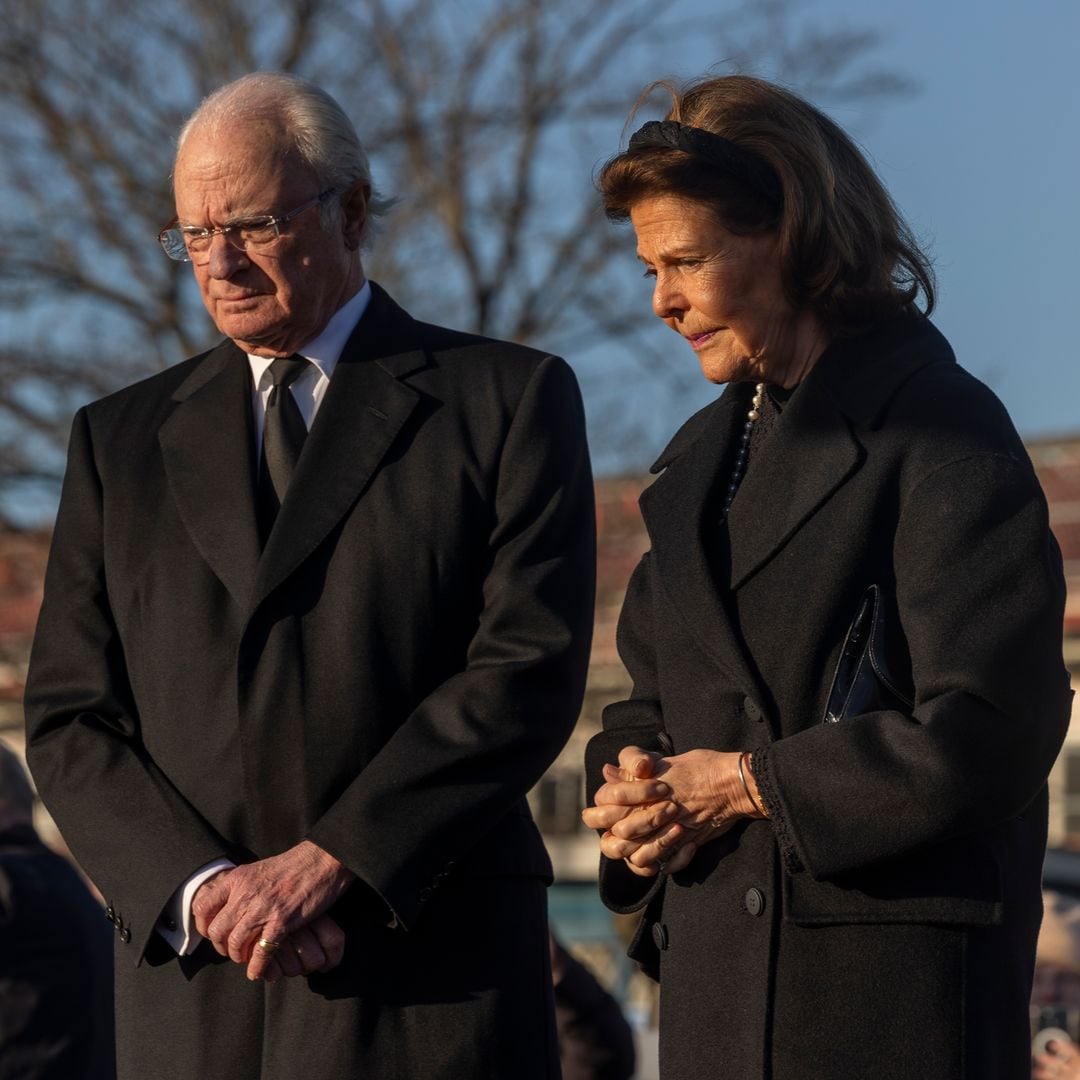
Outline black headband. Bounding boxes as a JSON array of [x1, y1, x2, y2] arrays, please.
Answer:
[[627, 119, 781, 207]]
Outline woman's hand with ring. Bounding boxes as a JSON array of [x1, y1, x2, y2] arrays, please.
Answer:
[[614, 747, 763, 874], [634, 749, 754, 828], [585, 745, 763, 876], [596, 802, 685, 873], [620, 818, 702, 877], [582, 746, 684, 877]]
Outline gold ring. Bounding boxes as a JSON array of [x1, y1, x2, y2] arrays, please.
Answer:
[[256, 937, 282, 953]]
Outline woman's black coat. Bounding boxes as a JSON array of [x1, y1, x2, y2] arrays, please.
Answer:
[[586, 314, 1072, 1079]]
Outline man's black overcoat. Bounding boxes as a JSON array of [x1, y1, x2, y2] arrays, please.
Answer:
[[586, 314, 1071, 1079], [25, 285, 596, 1079]]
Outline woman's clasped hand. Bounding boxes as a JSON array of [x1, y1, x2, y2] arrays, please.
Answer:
[[582, 746, 763, 877]]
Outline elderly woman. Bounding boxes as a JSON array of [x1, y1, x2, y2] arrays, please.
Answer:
[[583, 74, 1072, 1079]]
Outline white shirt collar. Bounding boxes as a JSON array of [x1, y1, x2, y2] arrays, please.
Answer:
[[247, 279, 372, 386]]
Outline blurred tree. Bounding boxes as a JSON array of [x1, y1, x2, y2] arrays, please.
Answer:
[[0, 0, 910, 522]]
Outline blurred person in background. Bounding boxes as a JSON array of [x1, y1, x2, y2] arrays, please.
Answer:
[[0, 740, 114, 1079], [1034, 1035, 1080, 1080], [1032, 886, 1080, 1078], [1033, 886, 1080, 1017], [551, 933, 636, 1080], [583, 73, 1071, 1079]]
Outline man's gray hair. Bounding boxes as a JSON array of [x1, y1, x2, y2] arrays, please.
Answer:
[[0, 740, 35, 829], [176, 71, 393, 245]]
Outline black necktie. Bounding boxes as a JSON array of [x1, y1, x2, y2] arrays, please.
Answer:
[[258, 355, 309, 537]]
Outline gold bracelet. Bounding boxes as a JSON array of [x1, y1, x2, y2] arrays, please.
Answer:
[[738, 752, 769, 818]]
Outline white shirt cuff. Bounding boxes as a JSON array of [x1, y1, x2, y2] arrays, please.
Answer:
[[156, 858, 235, 955]]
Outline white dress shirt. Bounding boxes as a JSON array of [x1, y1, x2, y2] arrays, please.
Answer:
[[155, 280, 372, 957], [247, 280, 373, 456]]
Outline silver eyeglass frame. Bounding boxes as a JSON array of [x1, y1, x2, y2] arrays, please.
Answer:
[[158, 188, 338, 262]]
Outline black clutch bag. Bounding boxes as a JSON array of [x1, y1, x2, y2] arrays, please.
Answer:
[[822, 584, 915, 724]]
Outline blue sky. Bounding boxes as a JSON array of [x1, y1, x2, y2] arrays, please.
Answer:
[[844, 0, 1079, 441], [6, 0, 1076, 518], [653, 0, 1080, 447]]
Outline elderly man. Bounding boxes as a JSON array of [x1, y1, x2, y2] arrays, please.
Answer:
[[24, 72, 594, 1079]]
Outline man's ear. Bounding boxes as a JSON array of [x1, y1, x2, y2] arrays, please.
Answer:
[[341, 182, 371, 251]]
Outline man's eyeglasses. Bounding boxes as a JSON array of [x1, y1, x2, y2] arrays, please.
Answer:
[[158, 189, 338, 262]]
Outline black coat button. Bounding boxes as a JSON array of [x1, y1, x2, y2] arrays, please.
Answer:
[[744, 887, 766, 917], [419, 887, 433, 902], [744, 697, 763, 722], [105, 906, 116, 925], [119, 927, 132, 944], [651, 922, 669, 950]]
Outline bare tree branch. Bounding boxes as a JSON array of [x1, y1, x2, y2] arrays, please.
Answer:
[[0, 0, 911, 516]]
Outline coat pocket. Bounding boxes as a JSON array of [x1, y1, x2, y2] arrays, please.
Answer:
[[784, 836, 1003, 928]]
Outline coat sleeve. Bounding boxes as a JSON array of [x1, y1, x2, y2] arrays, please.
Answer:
[[753, 450, 1072, 878], [306, 355, 596, 929], [23, 407, 233, 960], [584, 551, 671, 913]]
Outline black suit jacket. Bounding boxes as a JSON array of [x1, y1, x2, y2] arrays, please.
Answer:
[[587, 314, 1071, 1080], [25, 285, 594, 1078]]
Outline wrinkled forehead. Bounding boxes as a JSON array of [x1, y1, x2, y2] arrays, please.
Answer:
[[173, 118, 310, 216]]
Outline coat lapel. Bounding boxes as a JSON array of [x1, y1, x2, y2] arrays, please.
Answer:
[[251, 284, 425, 611], [641, 385, 766, 699], [640, 313, 953, 695], [725, 378, 861, 590], [725, 313, 952, 591], [159, 340, 261, 607]]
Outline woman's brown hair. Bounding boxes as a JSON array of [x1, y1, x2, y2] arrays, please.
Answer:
[[598, 75, 935, 332]]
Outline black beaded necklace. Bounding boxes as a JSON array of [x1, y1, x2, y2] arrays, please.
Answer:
[[720, 382, 765, 518]]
